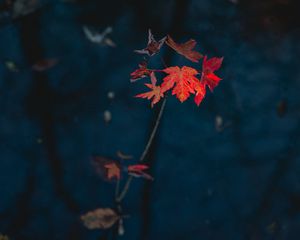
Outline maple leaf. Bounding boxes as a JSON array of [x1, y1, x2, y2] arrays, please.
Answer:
[[134, 29, 166, 56], [104, 162, 121, 180], [135, 76, 164, 107], [194, 81, 206, 106], [161, 66, 201, 103], [166, 35, 203, 62], [201, 55, 224, 92], [130, 61, 152, 82], [128, 164, 153, 180], [81, 208, 119, 229]]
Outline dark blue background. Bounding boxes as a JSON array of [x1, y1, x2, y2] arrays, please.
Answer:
[[0, 0, 300, 239]]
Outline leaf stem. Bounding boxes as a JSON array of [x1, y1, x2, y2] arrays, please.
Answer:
[[116, 97, 167, 203]]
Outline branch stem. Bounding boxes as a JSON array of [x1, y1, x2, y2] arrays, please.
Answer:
[[116, 97, 167, 203]]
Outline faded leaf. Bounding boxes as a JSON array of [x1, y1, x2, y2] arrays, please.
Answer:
[[12, 0, 40, 18], [166, 35, 202, 62], [92, 157, 120, 181], [32, 59, 58, 72], [83, 26, 115, 47], [116, 151, 133, 160], [277, 99, 287, 117], [4, 61, 19, 72], [81, 208, 119, 229], [134, 29, 166, 56], [104, 162, 121, 180], [103, 110, 112, 124]]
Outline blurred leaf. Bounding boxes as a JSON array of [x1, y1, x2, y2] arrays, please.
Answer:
[[81, 208, 119, 229], [128, 164, 153, 180], [103, 110, 112, 124], [32, 59, 58, 72], [116, 150, 133, 160], [12, 0, 40, 18], [83, 26, 116, 47], [277, 99, 287, 117], [4, 61, 19, 72], [0, 234, 9, 240], [104, 162, 121, 180], [92, 157, 121, 181]]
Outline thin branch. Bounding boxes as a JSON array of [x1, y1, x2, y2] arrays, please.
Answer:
[[116, 97, 167, 203]]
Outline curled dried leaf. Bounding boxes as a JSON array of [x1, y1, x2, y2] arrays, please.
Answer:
[[166, 35, 203, 62], [116, 150, 133, 160], [134, 29, 166, 56], [81, 208, 119, 229]]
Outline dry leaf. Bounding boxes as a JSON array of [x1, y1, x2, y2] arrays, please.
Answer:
[[166, 35, 202, 62], [104, 162, 121, 180], [83, 26, 115, 47], [81, 208, 119, 229], [134, 29, 166, 56], [116, 150, 133, 160], [92, 156, 120, 181]]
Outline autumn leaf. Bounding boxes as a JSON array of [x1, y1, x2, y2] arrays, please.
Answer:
[[32, 58, 58, 72], [128, 164, 149, 172], [130, 61, 152, 82], [134, 29, 166, 56], [81, 208, 119, 229], [166, 36, 202, 62], [194, 81, 206, 106], [135, 78, 164, 107], [92, 157, 121, 181], [201, 56, 223, 92], [161, 66, 201, 103], [128, 164, 153, 180], [104, 162, 121, 180]]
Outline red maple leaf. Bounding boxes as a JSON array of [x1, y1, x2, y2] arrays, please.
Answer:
[[166, 36, 203, 62], [201, 56, 224, 92], [104, 162, 121, 180], [161, 66, 201, 103], [135, 75, 164, 107], [194, 81, 206, 106], [128, 164, 153, 180], [134, 29, 166, 56], [130, 61, 152, 82]]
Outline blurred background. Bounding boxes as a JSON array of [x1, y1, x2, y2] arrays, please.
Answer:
[[0, 0, 300, 239]]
